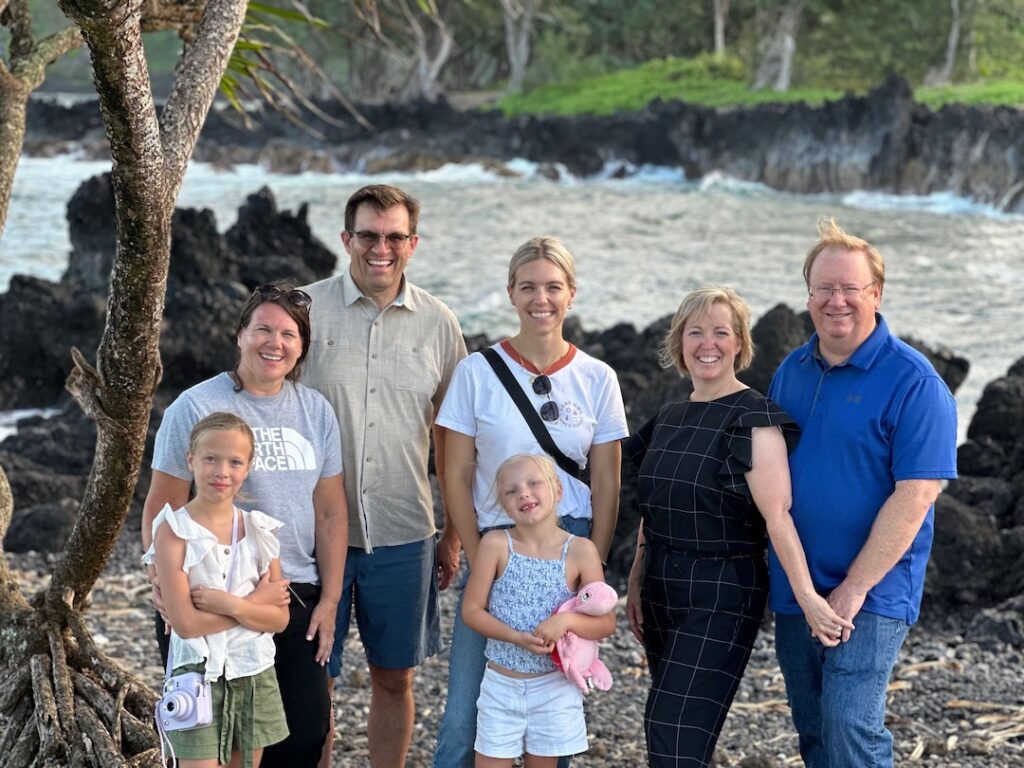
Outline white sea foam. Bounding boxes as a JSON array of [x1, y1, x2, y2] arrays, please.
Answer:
[[0, 407, 60, 443], [841, 189, 1019, 218], [5, 155, 1024, 442]]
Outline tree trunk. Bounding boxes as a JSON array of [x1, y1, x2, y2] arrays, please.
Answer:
[[752, 0, 805, 91], [0, 85, 29, 236], [402, 0, 453, 101], [713, 0, 728, 55], [924, 0, 961, 85], [500, 0, 535, 94], [0, 0, 247, 762]]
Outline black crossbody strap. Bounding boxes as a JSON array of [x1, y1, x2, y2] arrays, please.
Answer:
[[480, 347, 583, 481]]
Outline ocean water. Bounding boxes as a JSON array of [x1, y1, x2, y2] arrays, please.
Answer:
[[3, 156, 1023, 442]]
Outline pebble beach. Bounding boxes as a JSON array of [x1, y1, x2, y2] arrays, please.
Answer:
[[8, 531, 1022, 768]]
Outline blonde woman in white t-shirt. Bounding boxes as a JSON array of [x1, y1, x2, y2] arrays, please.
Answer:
[[433, 236, 628, 768], [146, 412, 290, 768]]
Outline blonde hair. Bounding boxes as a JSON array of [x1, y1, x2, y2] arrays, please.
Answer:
[[188, 412, 256, 463], [659, 286, 754, 376], [494, 453, 563, 508], [507, 236, 577, 291], [803, 216, 885, 290]]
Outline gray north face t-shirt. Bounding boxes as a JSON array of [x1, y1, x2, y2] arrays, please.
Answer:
[[152, 373, 343, 584]]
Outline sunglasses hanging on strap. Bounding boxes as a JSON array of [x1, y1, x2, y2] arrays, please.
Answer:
[[480, 348, 590, 487]]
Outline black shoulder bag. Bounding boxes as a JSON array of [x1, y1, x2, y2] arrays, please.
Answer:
[[481, 347, 590, 487]]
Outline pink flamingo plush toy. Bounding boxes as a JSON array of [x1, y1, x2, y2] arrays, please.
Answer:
[[550, 581, 617, 694]]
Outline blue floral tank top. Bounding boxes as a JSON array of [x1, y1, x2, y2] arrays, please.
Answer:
[[485, 531, 575, 674]]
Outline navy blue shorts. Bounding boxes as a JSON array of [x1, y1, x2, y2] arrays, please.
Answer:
[[328, 537, 440, 677]]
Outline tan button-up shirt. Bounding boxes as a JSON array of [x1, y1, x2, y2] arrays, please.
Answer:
[[302, 270, 466, 550]]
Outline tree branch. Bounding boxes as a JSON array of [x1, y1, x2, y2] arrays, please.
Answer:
[[139, 0, 204, 31], [160, 0, 248, 189], [5, 0, 34, 60], [16, 25, 84, 88]]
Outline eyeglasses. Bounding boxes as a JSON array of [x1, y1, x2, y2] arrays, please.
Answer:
[[808, 281, 876, 301], [349, 230, 414, 249], [532, 375, 560, 422], [253, 284, 312, 309]]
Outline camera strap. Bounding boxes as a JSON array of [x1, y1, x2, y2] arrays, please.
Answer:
[[157, 507, 240, 766]]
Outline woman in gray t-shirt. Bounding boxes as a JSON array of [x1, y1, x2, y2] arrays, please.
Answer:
[[142, 281, 347, 768]]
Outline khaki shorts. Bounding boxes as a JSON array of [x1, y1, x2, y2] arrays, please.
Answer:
[[167, 666, 289, 761]]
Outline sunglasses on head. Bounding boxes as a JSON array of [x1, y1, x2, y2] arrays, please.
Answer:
[[533, 374, 559, 422], [253, 284, 312, 309]]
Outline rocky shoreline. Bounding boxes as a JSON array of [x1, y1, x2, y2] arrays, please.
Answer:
[[24, 76, 1024, 214], [2, 179, 1023, 764]]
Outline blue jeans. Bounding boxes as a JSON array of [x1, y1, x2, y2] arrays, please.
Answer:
[[775, 611, 909, 768], [432, 516, 591, 768]]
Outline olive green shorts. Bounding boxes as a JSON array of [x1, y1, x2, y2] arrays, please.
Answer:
[[167, 666, 289, 762]]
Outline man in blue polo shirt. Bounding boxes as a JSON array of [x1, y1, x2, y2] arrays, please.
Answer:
[[768, 217, 957, 768]]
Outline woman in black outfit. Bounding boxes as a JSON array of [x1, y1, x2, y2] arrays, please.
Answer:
[[624, 286, 851, 767]]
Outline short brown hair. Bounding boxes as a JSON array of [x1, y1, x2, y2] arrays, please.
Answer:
[[803, 217, 885, 290], [344, 184, 421, 233], [659, 286, 754, 376]]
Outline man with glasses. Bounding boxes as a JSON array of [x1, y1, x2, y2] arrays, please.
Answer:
[[302, 185, 466, 768], [767, 217, 957, 767]]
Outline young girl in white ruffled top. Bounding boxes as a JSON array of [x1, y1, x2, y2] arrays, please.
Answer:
[[144, 412, 290, 767]]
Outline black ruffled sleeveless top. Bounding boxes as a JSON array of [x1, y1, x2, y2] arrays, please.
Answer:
[[624, 388, 799, 553]]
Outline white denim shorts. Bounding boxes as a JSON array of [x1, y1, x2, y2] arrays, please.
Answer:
[[474, 666, 588, 759]]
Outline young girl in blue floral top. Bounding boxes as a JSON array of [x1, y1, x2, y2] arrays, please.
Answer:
[[462, 454, 616, 767]]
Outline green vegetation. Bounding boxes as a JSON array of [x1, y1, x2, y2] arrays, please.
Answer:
[[916, 79, 1024, 109], [498, 54, 1024, 118], [499, 54, 843, 116]]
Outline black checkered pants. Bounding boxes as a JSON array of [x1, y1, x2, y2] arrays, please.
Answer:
[[641, 545, 768, 767]]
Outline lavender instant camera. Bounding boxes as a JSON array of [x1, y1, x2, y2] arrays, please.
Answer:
[[158, 671, 213, 732]]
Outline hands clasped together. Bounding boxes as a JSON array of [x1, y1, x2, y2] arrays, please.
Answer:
[[510, 613, 575, 655]]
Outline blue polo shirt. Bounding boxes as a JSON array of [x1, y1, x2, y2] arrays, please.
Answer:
[[767, 314, 957, 624]]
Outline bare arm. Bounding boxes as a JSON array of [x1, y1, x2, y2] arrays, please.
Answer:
[[308, 473, 348, 666], [534, 537, 615, 644], [190, 558, 289, 633], [587, 440, 622, 562], [626, 526, 645, 644], [462, 533, 553, 655], [828, 478, 942, 640], [444, 430, 482, 566], [747, 427, 852, 646], [142, 471, 191, 565], [433, 422, 460, 590]]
